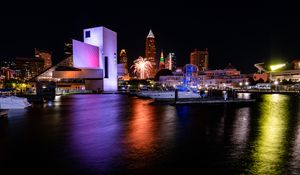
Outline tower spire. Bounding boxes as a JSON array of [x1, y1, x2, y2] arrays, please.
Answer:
[[160, 49, 164, 58], [159, 49, 165, 70], [147, 29, 155, 38], [145, 29, 157, 78]]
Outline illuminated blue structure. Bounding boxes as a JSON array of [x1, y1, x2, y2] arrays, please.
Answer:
[[182, 64, 198, 89]]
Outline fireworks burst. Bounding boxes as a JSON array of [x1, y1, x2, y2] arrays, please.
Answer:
[[131, 56, 152, 79]]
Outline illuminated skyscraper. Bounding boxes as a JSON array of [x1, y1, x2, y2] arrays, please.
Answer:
[[190, 48, 209, 71], [159, 50, 165, 70], [119, 49, 128, 74], [165, 52, 176, 71], [145, 29, 156, 78]]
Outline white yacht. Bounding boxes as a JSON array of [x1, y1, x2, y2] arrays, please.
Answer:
[[147, 90, 201, 101], [136, 90, 164, 98], [0, 96, 32, 109]]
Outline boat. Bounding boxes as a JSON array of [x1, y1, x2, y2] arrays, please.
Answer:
[[147, 90, 201, 101], [0, 96, 32, 109], [136, 90, 165, 98], [0, 109, 8, 116]]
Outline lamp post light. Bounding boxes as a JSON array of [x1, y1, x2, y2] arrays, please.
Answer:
[[223, 83, 226, 90], [56, 78, 61, 95], [239, 82, 243, 90], [274, 81, 279, 91], [245, 82, 249, 90]]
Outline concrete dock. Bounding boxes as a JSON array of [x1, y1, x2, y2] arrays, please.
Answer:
[[174, 98, 256, 104], [151, 98, 256, 105]]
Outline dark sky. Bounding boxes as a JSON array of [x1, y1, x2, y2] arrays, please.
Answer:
[[1, 2, 300, 73]]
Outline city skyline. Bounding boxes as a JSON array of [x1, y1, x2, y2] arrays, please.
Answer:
[[1, 3, 300, 73]]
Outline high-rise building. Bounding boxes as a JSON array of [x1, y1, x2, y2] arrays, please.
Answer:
[[35, 48, 52, 70], [190, 48, 209, 71], [159, 50, 165, 70], [165, 53, 176, 71], [119, 49, 128, 74], [145, 29, 157, 78]]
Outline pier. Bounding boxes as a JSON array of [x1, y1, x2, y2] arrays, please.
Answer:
[[151, 98, 256, 105], [174, 98, 256, 105], [236, 89, 300, 95]]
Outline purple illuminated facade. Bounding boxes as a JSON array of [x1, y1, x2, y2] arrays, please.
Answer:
[[73, 40, 100, 68], [83, 27, 117, 91], [72, 26, 118, 92]]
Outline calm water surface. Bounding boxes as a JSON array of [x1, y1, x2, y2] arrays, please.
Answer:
[[1, 94, 300, 174]]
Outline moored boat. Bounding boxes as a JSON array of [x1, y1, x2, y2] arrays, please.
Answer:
[[0, 96, 32, 109], [147, 90, 201, 101]]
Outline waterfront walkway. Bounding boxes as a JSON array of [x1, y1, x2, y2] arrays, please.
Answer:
[[151, 98, 256, 105], [174, 98, 256, 104], [236, 89, 299, 95]]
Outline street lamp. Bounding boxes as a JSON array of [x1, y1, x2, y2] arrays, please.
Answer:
[[274, 81, 279, 91], [223, 83, 226, 89], [56, 78, 60, 95], [239, 82, 243, 90], [245, 82, 249, 90]]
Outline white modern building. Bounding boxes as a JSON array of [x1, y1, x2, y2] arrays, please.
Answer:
[[32, 26, 118, 93], [82, 27, 117, 91]]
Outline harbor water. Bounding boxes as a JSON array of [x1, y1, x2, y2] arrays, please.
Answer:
[[1, 94, 300, 174]]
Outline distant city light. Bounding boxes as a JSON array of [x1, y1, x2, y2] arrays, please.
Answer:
[[239, 82, 243, 86], [270, 64, 286, 71], [245, 82, 249, 86]]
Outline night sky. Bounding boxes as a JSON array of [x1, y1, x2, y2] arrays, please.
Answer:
[[1, 2, 300, 73]]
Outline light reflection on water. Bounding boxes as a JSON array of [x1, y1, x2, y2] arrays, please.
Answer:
[[124, 99, 178, 171], [230, 107, 250, 158], [69, 94, 124, 172], [125, 98, 157, 169], [249, 94, 290, 174], [290, 99, 300, 173], [237, 92, 251, 99], [2, 94, 300, 174]]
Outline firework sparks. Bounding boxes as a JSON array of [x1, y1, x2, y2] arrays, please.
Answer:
[[131, 56, 152, 79]]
